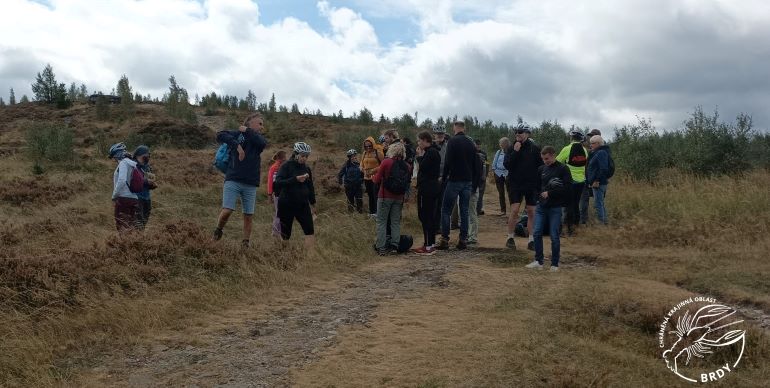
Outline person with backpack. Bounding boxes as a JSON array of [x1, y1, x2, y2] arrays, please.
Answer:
[[413, 131, 441, 255], [372, 142, 411, 255], [586, 135, 612, 225], [361, 136, 384, 217], [132, 145, 158, 230], [436, 120, 480, 250], [267, 150, 287, 238], [504, 124, 543, 251], [274, 142, 317, 248], [212, 113, 268, 247], [525, 146, 573, 271], [109, 143, 140, 232], [556, 130, 588, 236], [338, 149, 365, 213]]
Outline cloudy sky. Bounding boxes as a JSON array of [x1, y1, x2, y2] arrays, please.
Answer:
[[1, 0, 769, 131]]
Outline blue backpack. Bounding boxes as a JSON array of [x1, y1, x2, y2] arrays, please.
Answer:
[[213, 143, 230, 174]]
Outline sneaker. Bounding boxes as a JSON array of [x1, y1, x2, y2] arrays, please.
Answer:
[[377, 249, 388, 256], [414, 246, 437, 256], [506, 237, 516, 249], [213, 227, 223, 241], [527, 241, 535, 251], [479, 210, 485, 215], [456, 240, 467, 250], [525, 261, 543, 269], [435, 238, 449, 250], [549, 266, 560, 272]]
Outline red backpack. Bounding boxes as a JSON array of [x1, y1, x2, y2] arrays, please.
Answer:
[[127, 165, 145, 193]]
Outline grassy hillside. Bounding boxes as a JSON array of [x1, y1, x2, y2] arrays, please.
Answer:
[[1, 102, 768, 386]]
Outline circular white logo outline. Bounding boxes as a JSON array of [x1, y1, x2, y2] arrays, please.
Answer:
[[659, 297, 746, 383]]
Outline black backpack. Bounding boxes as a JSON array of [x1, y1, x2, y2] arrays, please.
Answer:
[[567, 143, 587, 167], [607, 153, 615, 179], [384, 159, 410, 195]]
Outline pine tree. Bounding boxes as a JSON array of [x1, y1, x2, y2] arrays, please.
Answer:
[[67, 82, 78, 102], [116, 74, 134, 119], [359, 107, 373, 124], [54, 82, 71, 108], [291, 103, 300, 114], [0, 97, 5, 107], [78, 84, 88, 101], [9, 88, 16, 105], [134, 93, 142, 103], [31, 64, 58, 103], [20, 95, 30, 103], [268, 93, 276, 113], [246, 90, 257, 111]]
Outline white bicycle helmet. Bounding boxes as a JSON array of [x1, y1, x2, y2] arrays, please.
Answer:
[[432, 124, 446, 134], [346, 149, 357, 157], [293, 142, 311, 154], [108, 142, 127, 158]]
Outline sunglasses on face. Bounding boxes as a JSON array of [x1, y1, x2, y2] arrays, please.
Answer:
[[300, 153, 310, 157], [516, 130, 526, 134]]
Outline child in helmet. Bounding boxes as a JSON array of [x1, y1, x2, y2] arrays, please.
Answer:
[[337, 149, 364, 213], [273, 142, 317, 248]]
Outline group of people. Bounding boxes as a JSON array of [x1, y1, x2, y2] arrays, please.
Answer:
[[108, 112, 613, 271]]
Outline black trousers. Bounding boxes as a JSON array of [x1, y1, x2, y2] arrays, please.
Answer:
[[418, 191, 440, 247], [345, 184, 363, 213], [277, 200, 314, 240], [364, 180, 377, 215], [566, 183, 584, 227], [495, 175, 507, 213], [477, 178, 486, 214]]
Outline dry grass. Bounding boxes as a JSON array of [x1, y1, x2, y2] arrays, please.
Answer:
[[1, 103, 769, 386]]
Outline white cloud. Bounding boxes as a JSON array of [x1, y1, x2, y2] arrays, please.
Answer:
[[1, 0, 769, 131]]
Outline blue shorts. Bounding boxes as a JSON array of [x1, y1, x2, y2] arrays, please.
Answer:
[[222, 180, 257, 215]]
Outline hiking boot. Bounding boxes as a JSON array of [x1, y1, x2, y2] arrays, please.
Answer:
[[467, 240, 478, 245], [478, 210, 485, 215], [435, 238, 449, 250], [525, 261, 543, 269], [377, 248, 390, 256], [527, 241, 535, 251], [456, 240, 468, 250], [549, 266, 560, 272], [213, 227, 223, 241], [506, 237, 516, 249]]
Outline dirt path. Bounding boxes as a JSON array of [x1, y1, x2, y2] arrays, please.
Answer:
[[76, 204, 769, 387]]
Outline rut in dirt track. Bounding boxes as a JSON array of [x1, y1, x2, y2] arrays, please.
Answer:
[[98, 249, 488, 388]]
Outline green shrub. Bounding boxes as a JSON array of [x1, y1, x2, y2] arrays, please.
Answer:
[[24, 122, 74, 163]]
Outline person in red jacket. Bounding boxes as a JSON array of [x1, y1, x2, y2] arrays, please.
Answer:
[[267, 150, 286, 238], [372, 142, 411, 255]]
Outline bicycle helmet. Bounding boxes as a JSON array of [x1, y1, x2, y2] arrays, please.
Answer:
[[108, 142, 127, 159], [432, 124, 446, 134], [293, 142, 311, 154], [569, 130, 584, 141], [346, 149, 357, 157], [377, 135, 386, 144]]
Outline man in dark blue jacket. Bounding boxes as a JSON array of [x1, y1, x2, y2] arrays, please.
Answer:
[[525, 146, 573, 271], [585, 135, 611, 225], [213, 113, 268, 247]]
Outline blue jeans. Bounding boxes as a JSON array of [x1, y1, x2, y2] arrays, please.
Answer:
[[592, 184, 608, 225], [222, 180, 257, 215], [534, 204, 562, 267], [441, 181, 471, 241]]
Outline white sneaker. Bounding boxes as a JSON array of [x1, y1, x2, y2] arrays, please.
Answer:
[[525, 261, 543, 269], [549, 266, 559, 272]]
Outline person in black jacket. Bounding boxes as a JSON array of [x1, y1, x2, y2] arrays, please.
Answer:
[[436, 120, 480, 250], [274, 142, 317, 248], [213, 113, 268, 247], [337, 149, 364, 213], [503, 124, 543, 251], [413, 131, 441, 255], [525, 146, 573, 271]]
